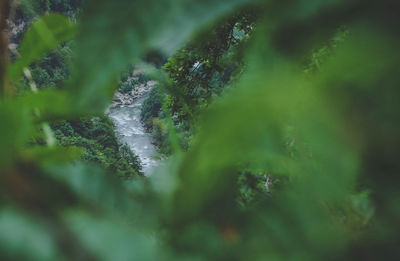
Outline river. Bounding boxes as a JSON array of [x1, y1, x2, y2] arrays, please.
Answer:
[[107, 94, 159, 175]]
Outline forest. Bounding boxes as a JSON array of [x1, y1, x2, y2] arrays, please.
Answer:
[[1, 0, 400, 260]]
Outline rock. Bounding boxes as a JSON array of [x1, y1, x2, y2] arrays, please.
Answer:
[[110, 79, 158, 107], [147, 80, 157, 88], [112, 92, 134, 106], [132, 69, 144, 77]]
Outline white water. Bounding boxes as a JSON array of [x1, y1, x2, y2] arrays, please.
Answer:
[[108, 94, 159, 175]]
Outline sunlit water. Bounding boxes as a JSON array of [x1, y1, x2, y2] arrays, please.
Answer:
[[107, 94, 159, 175]]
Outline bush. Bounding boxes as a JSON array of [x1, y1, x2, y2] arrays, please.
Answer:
[[119, 78, 139, 94], [141, 86, 164, 129]]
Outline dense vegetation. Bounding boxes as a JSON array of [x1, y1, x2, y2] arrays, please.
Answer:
[[1, 0, 400, 260], [18, 0, 81, 19], [141, 12, 255, 153], [52, 117, 142, 178]]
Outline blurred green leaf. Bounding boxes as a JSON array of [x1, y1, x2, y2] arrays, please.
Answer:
[[169, 33, 359, 260], [46, 163, 132, 211], [8, 14, 76, 82], [16, 89, 82, 121], [0, 208, 60, 261], [0, 101, 32, 167], [63, 210, 159, 261], [22, 146, 84, 166], [69, 0, 254, 112]]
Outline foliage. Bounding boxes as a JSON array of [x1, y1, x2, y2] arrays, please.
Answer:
[[7, 14, 76, 83], [304, 27, 349, 74], [1, 0, 400, 260], [119, 78, 139, 94], [28, 44, 72, 88], [143, 12, 256, 154], [162, 13, 254, 122], [52, 117, 142, 178], [17, 0, 81, 20], [141, 86, 164, 130]]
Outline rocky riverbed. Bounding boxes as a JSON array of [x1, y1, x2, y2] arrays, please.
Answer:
[[111, 80, 158, 107]]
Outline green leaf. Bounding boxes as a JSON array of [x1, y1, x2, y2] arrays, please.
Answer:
[[45, 163, 131, 211], [16, 89, 84, 121], [63, 210, 159, 261], [21, 146, 84, 166], [0, 208, 60, 261], [0, 101, 33, 167], [8, 14, 76, 82]]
